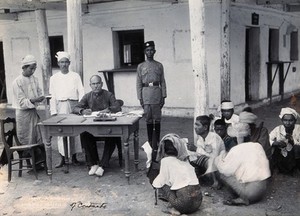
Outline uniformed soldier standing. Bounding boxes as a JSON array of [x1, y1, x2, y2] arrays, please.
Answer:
[[136, 41, 167, 156]]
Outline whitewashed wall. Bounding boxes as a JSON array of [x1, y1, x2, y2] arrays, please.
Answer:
[[230, 2, 300, 104]]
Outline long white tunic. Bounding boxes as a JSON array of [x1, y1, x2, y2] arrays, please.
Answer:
[[49, 71, 84, 115], [12, 74, 43, 145], [12, 75, 42, 110], [49, 71, 85, 156]]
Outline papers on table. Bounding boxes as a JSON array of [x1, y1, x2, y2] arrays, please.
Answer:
[[83, 111, 124, 118], [82, 110, 144, 118]]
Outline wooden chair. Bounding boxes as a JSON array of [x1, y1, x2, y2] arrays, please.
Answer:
[[0, 117, 46, 182]]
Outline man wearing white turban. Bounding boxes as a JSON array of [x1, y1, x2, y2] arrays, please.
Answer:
[[269, 107, 300, 174], [49, 51, 84, 167], [11, 55, 45, 168]]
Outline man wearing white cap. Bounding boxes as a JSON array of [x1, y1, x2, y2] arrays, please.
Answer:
[[210, 100, 239, 132], [269, 107, 300, 174], [220, 100, 239, 125], [49, 51, 84, 167], [12, 55, 45, 168]]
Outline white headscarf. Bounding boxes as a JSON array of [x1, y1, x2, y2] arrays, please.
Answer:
[[156, 133, 189, 162], [55, 51, 70, 62], [279, 107, 298, 119], [227, 122, 250, 144], [21, 55, 36, 66], [239, 111, 258, 124]]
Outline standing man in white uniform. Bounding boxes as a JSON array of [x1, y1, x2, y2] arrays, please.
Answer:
[[49, 51, 84, 168]]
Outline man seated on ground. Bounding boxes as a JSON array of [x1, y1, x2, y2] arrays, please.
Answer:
[[188, 115, 225, 189], [215, 141, 271, 206], [239, 109, 272, 162], [220, 100, 239, 125], [209, 100, 239, 131], [269, 107, 300, 175], [153, 133, 202, 216], [214, 119, 237, 152], [73, 75, 121, 176]]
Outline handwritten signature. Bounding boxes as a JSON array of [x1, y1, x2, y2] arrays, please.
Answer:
[[70, 201, 107, 211]]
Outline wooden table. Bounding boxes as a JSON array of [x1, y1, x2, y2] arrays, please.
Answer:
[[38, 114, 141, 183]]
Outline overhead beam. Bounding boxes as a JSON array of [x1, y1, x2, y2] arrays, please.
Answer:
[[129, 0, 178, 3], [0, 0, 65, 10], [0, 1, 89, 13], [82, 0, 122, 3], [256, 0, 300, 5]]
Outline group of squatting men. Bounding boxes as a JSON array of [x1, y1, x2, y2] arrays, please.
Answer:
[[149, 101, 300, 215]]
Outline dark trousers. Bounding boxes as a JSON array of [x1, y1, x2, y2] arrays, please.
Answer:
[[80, 132, 121, 167], [161, 184, 202, 214], [271, 145, 300, 174]]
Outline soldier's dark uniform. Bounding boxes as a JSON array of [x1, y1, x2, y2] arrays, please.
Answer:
[[136, 41, 167, 148]]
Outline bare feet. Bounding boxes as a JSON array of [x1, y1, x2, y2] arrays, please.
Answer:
[[211, 181, 222, 190], [162, 207, 181, 215], [223, 197, 249, 206]]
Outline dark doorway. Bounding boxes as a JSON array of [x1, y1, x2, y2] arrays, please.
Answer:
[[245, 27, 260, 101], [0, 41, 7, 102], [49, 36, 64, 67]]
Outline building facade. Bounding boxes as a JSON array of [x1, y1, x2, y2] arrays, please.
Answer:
[[0, 0, 299, 116]]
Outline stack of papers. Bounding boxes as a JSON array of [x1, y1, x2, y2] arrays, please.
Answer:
[[83, 111, 124, 118]]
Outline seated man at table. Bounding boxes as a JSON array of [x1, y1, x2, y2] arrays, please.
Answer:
[[73, 75, 121, 176]]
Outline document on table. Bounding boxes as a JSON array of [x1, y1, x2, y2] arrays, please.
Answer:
[[83, 111, 124, 118]]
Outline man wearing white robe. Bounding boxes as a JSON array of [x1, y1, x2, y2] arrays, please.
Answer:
[[49, 51, 84, 167]]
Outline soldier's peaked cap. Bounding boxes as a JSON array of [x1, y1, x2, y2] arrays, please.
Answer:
[[144, 41, 155, 49]]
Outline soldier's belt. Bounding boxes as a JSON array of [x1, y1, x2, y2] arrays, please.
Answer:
[[142, 82, 160, 87]]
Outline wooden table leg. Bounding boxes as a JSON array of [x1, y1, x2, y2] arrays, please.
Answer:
[[63, 137, 69, 174], [45, 135, 53, 182], [123, 136, 130, 184], [134, 129, 139, 171]]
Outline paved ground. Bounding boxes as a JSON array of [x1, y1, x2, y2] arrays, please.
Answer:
[[0, 97, 299, 216]]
